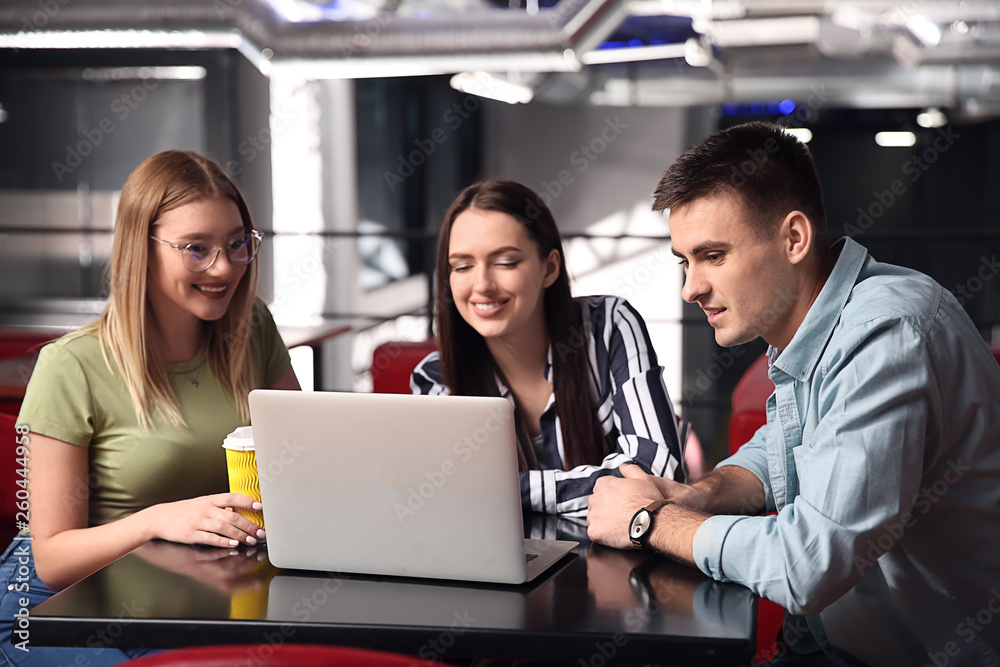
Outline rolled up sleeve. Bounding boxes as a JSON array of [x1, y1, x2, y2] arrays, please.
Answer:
[[695, 317, 933, 616]]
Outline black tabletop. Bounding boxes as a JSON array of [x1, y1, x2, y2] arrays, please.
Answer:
[[29, 516, 757, 666]]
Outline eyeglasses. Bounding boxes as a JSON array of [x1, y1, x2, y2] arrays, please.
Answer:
[[149, 230, 264, 273]]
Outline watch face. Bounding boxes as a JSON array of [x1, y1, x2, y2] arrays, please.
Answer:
[[630, 509, 651, 539]]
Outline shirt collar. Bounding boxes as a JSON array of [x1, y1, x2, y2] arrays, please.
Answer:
[[768, 236, 868, 381]]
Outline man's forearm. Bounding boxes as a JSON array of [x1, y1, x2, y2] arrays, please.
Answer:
[[690, 465, 767, 516], [641, 467, 765, 566], [643, 502, 708, 566]]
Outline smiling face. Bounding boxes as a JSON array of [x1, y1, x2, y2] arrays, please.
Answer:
[[670, 193, 801, 349], [147, 195, 248, 329], [447, 208, 560, 346]]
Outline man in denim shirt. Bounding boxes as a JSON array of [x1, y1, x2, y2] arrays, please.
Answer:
[[588, 121, 1000, 666]]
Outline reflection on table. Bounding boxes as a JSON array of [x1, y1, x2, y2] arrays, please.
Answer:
[[30, 517, 756, 665]]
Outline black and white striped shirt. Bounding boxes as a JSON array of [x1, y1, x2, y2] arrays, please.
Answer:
[[411, 295, 684, 516]]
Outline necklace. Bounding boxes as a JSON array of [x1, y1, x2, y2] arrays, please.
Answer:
[[173, 358, 206, 388]]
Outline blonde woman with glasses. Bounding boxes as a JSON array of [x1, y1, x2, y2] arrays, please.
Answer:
[[0, 150, 298, 667]]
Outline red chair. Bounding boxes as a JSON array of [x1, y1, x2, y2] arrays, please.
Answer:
[[727, 355, 784, 663], [990, 343, 1000, 367], [371, 340, 438, 394], [728, 353, 773, 457], [0, 328, 62, 417], [0, 329, 61, 362], [126, 644, 455, 667]]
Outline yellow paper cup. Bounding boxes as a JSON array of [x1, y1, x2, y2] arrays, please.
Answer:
[[222, 426, 265, 530]]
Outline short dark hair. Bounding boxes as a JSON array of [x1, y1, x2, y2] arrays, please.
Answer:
[[653, 122, 829, 250]]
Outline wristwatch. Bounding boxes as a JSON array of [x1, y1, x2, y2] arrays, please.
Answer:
[[628, 499, 670, 547]]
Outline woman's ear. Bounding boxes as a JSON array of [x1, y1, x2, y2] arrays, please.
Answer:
[[543, 248, 561, 288]]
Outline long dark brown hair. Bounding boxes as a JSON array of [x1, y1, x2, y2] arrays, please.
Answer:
[[435, 179, 608, 472]]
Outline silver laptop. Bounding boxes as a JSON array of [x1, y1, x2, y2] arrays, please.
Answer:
[[248, 390, 578, 584]]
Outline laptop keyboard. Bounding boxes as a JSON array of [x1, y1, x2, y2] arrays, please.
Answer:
[[525, 553, 539, 563]]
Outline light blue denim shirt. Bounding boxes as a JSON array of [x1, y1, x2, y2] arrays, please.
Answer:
[[692, 237, 1000, 666]]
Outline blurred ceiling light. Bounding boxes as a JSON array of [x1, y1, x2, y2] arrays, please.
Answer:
[[951, 20, 970, 35], [638, 0, 743, 21], [701, 16, 821, 47], [782, 127, 813, 143], [263, 0, 379, 23], [80, 66, 207, 81], [830, 5, 870, 31], [0, 104, 7, 124], [581, 43, 686, 65], [917, 107, 947, 128], [450, 72, 533, 105], [683, 38, 712, 67], [905, 14, 942, 47], [0, 29, 237, 50], [875, 131, 916, 147]]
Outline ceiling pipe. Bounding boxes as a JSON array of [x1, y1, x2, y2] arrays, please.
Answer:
[[0, 0, 626, 76]]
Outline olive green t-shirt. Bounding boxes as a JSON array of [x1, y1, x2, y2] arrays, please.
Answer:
[[18, 301, 291, 527]]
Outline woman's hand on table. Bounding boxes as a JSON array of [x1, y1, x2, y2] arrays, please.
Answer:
[[140, 492, 265, 548]]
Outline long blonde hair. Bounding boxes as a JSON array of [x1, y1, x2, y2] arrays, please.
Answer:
[[74, 150, 260, 428]]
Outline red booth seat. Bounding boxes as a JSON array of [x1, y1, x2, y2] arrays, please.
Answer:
[[729, 353, 773, 457], [126, 644, 455, 667], [728, 354, 781, 663], [371, 340, 438, 394]]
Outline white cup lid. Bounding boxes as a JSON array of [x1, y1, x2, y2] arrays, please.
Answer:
[[222, 425, 255, 451]]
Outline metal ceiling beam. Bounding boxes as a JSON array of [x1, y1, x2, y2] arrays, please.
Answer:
[[0, 0, 628, 76]]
